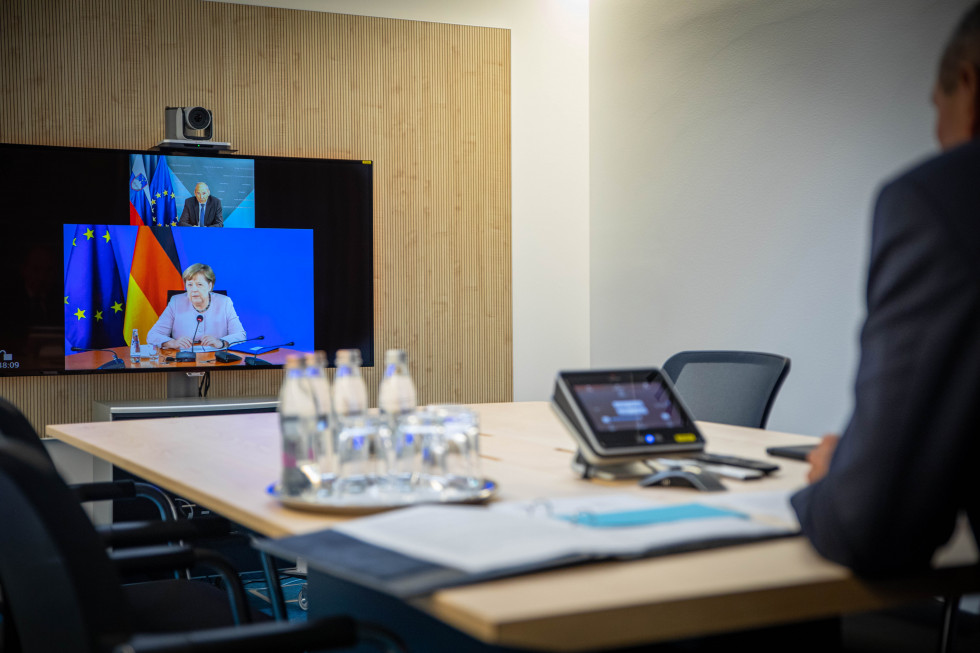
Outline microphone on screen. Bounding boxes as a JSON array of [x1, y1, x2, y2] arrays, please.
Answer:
[[215, 334, 265, 363], [175, 314, 204, 362], [245, 341, 294, 367], [70, 347, 126, 370], [225, 335, 265, 350]]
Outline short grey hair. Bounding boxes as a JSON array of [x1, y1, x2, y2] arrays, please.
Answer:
[[182, 263, 215, 286]]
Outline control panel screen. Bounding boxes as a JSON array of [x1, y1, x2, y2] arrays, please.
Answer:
[[572, 379, 684, 432], [559, 369, 701, 450]]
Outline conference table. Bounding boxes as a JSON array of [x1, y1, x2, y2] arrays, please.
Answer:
[[64, 345, 302, 370], [47, 402, 980, 651]]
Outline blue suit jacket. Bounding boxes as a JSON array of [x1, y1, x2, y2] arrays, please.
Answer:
[[178, 196, 223, 227], [791, 139, 980, 575]]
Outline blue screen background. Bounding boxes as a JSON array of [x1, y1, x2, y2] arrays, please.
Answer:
[[64, 225, 314, 352]]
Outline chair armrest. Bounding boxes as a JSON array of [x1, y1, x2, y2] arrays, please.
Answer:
[[110, 544, 199, 574], [111, 546, 253, 625], [99, 517, 232, 548], [72, 479, 181, 520], [71, 479, 137, 502], [116, 616, 406, 653]]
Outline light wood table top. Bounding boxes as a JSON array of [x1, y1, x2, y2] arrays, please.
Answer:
[[47, 401, 979, 651]]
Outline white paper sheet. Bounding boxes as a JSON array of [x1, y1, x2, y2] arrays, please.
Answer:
[[335, 505, 587, 574], [333, 491, 799, 575]]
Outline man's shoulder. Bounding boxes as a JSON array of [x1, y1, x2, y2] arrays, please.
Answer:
[[877, 140, 980, 258], [886, 139, 980, 195]]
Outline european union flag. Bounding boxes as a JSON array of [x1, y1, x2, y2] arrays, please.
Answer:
[[64, 224, 127, 352], [149, 156, 178, 227]]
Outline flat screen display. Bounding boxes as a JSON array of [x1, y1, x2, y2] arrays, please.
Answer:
[[0, 143, 373, 375]]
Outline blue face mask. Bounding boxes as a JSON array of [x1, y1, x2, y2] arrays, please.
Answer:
[[558, 503, 746, 528]]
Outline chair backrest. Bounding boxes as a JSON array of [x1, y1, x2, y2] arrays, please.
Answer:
[[0, 396, 55, 461], [0, 440, 131, 652], [166, 289, 228, 303], [662, 350, 790, 429], [0, 397, 181, 523]]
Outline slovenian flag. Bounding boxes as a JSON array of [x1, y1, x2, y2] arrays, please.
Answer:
[[129, 156, 153, 226]]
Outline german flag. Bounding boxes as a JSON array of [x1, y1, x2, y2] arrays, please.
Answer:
[[123, 227, 183, 344]]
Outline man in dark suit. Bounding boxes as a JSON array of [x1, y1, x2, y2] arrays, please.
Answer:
[[792, 3, 980, 576], [178, 182, 223, 227]]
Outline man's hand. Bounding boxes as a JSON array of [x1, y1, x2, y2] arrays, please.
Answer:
[[806, 434, 840, 484]]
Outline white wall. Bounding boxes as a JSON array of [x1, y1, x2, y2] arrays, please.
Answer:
[[590, 0, 972, 435], [218, 1, 972, 436], [215, 0, 592, 402]]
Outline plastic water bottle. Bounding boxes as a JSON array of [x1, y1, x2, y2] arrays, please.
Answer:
[[304, 351, 336, 493], [378, 349, 417, 423], [378, 350, 418, 493], [130, 328, 141, 364], [332, 349, 368, 419], [278, 355, 319, 497], [331, 349, 372, 495]]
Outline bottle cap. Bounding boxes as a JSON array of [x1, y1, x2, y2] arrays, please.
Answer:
[[384, 349, 408, 365], [335, 349, 362, 367]]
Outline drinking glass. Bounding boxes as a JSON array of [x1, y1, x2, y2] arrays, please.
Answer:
[[389, 409, 445, 500], [386, 410, 438, 496], [334, 414, 389, 499], [430, 404, 484, 496]]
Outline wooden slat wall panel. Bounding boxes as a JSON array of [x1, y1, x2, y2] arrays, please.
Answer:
[[0, 0, 512, 433]]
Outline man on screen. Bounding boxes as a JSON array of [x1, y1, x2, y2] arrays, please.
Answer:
[[792, 3, 980, 576], [178, 182, 223, 227]]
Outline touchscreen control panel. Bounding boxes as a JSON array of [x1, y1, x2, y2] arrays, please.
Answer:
[[552, 368, 704, 464]]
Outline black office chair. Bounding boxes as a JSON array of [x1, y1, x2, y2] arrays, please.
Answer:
[[0, 439, 403, 653], [0, 399, 238, 651], [0, 397, 178, 520], [0, 396, 293, 626], [662, 350, 791, 429]]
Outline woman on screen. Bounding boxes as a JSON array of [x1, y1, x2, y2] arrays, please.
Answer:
[[147, 263, 245, 350]]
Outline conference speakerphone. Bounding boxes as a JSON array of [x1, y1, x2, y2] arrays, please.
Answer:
[[551, 368, 705, 476]]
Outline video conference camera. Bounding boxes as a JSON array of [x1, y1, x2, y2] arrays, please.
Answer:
[[158, 107, 232, 152], [165, 106, 214, 141]]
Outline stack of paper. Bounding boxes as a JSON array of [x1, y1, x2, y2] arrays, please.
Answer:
[[258, 491, 800, 598]]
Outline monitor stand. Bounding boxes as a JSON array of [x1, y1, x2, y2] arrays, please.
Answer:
[[167, 371, 206, 398]]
